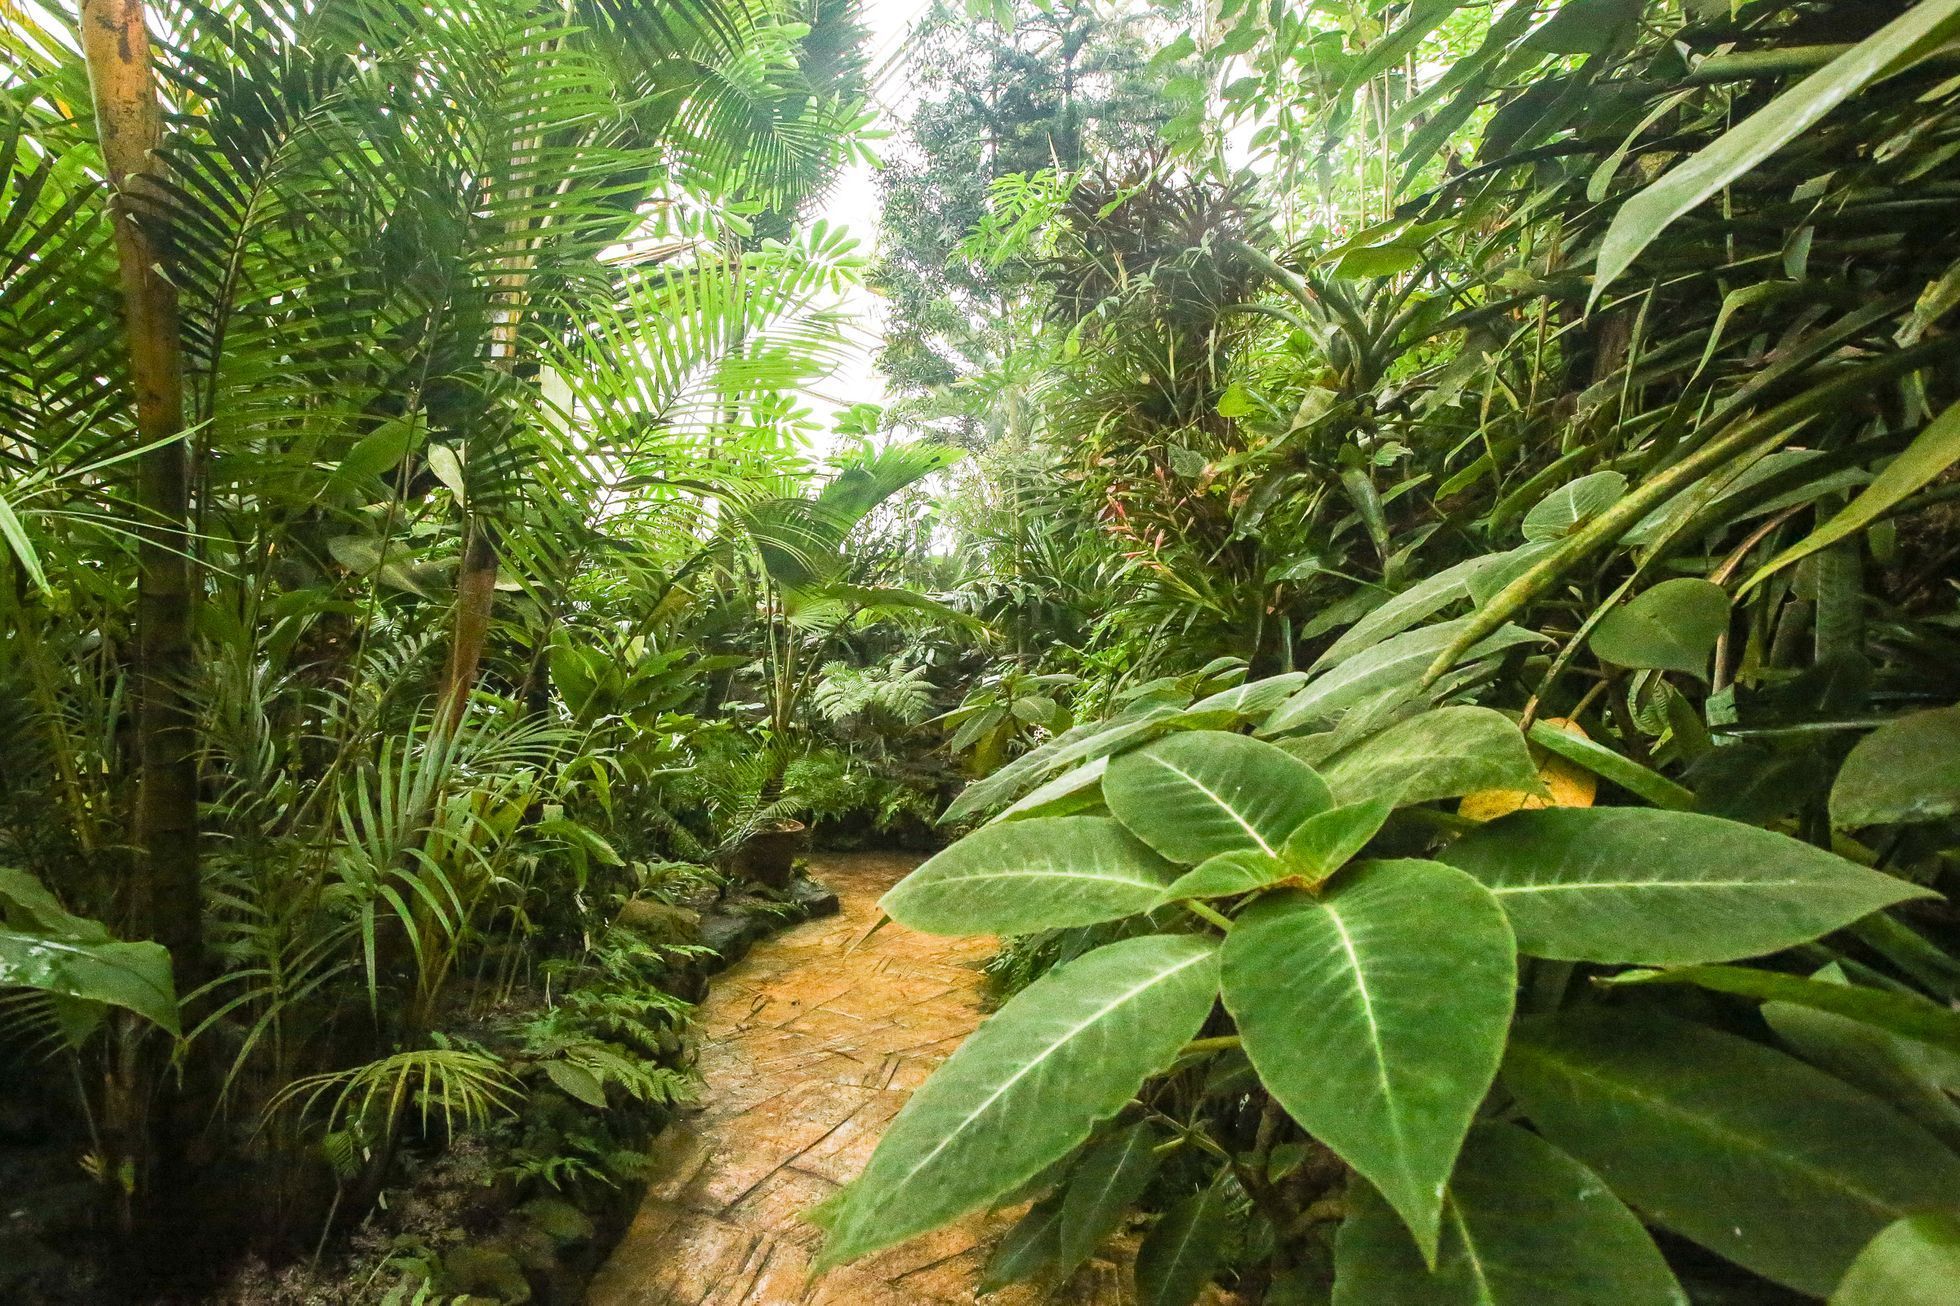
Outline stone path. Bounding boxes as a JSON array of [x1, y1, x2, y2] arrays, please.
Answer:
[[585, 851, 1135, 1306]]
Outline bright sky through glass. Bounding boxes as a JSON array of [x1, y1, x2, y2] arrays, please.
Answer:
[[803, 0, 931, 453]]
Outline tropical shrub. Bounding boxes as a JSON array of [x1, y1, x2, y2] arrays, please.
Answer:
[[813, 669, 1960, 1300]]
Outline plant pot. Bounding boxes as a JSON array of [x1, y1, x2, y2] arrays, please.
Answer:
[[731, 820, 806, 889]]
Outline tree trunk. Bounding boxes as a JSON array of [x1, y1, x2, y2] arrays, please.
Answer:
[[79, 0, 202, 982], [79, 0, 205, 1263]]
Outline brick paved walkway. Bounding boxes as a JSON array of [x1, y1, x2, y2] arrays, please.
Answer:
[[585, 851, 1135, 1305]]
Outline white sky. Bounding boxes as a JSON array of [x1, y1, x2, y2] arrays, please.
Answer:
[[801, 0, 933, 451]]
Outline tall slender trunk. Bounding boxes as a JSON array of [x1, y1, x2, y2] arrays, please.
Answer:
[[79, 0, 202, 981], [79, 0, 203, 1261]]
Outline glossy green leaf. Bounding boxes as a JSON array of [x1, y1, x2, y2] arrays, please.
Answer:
[[1587, 579, 1730, 679], [881, 816, 1177, 936], [1105, 731, 1332, 864], [1593, 0, 1960, 303], [0, 929, 179, 1036], [1523, 470, 1627, 542], [1333, 1123, 1685, 1306], [1322, 707, 1539, 806], [544, 1060, 607, 1108], [815, 935, 1219, 1268], [1748, 399, 1960, 592], [1830, 706, 1960, 827], [1135, 1178, 1230, 1306], [1058, 1121, 1162, 1270], [1222, 861, 1516, 1259], [1832, 1212, 1960, 1306], [1189, 671, 1308, 717], [1440, 808, 1930, 964], [1505, 1010, 1960, 1296]]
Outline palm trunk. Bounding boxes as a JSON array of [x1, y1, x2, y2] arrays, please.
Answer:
[[79, 0, 203, 1259], [80, 0, 202, 981]]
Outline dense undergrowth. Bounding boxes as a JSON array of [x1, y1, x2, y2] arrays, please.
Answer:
[[5, 0, 1960, 1302]]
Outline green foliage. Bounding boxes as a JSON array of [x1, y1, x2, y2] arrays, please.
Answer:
[[823, 704, 1953, 1301]]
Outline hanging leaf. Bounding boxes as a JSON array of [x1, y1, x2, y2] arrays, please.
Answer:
[[1505, 1010, 1960, 1296], [1322, 707, 1540, 806], [1592, 1, 1960, 303], [1587, 579, 1730, 679], [1607, 963, 1960, 1057], [1832, 1213, 1960, 1306], [880, 816, 1176, 936], [1440, 808, 1929, 964], [1057, 1121, 1162, 1271], [1762, 966, 1960, 1151], [1332, 1123, 1686, 1306], [1830, 706, 1960, 827], [543, 1060, 608, 1108], [814, 935, 1219, 1269], [1104, 731, 1332, 864], [1524, 719, 1693, 811], [426, 443, 467, 500], [979, 1191, 1066, 1293], [943, 707, 1184, 822], [1222, 861, 1516, 1260], [1135, 1177, 1231, 1306]]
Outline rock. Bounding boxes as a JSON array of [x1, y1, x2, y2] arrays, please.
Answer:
[[441, 1244, 533, 1302], [788, 875, 839, 918], [698, 913, 761, 966], [613, 899, 701, 946], [520, 1196, 595, 1247]]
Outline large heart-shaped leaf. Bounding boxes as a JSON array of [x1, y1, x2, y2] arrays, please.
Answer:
[[1322, 707, 1540, 806], [815, 934, 1219, 1268], [1222, 860, 1516, 1259], [1333, 1123, 1685, 1306], [1505, 1010, 1960, 1295], [1105, 731, 1332, 864], [1440, 808, 1930, 964], [1830, 706, 1960, 828], [881, 816, 1177, 936], [1587, 579, 1729, 679]]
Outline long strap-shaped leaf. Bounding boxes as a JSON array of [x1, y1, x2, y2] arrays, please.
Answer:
[[1593, 0, 1960, 304], [815, 934, 1219, 1269]]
